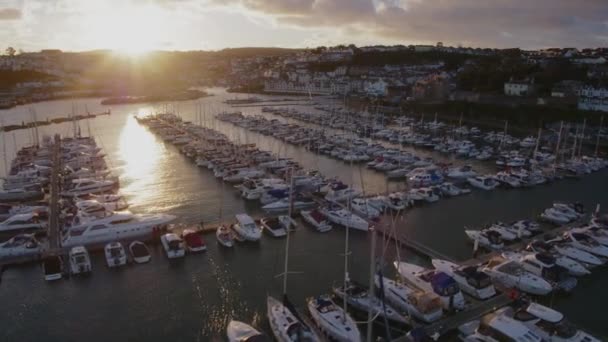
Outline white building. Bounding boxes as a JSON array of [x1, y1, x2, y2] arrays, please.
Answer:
[[578, 86, 608, 112], [504, 80, 535, 96]]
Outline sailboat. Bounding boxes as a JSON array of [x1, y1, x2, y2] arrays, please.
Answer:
[[216, 174, 235, 248], [267, 171, 322, 342]]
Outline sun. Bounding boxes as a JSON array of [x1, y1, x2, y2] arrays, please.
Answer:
[[82, 3, 167, 55]]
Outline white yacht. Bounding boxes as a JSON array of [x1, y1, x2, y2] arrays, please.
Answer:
[[374, 275, 443, 323], [307, 295, 361, 342], [260, 217, 287, 237], [486, 224, 518, 242], [545, 237, 605, 267], [571, 226, 608, 246], [262, 195, 315, 211], [408, 187, 439, 203], [239, 178, 287, 200], [216, 225, 235, 247], [541, 208, 572, 225], [467, 175, 499, 190], [160, 233, 186, 259], [320, 207, 368, 231], [481, 257, 553, 295], [232, 214, 262, 241], [324, 186, 361, 203], [332, 280, 408, 326], [300, 209, 332, 233], [223, 168, 265, 183], [350, 198, 381, 219], [431, 259, 496, 300], [129, 241, 151, 263], [0, 213, 46, 235], [69, 246, 91, 275], [446, 165, 477, 179], [227, 320, 271, 342], [502, 252, 577, 292], [394, 261, 466, 310], [458, 312, 542, 342], [0, 234, 42, 258], [562, 232, 608, 257], [438, 182, 471, 197], [267, 296, 321, 342], [62, 211, 176, 248], [104, 242, 127, 268], [464, 230, 504, 250], [61, 178, 118, 197], [502, 302, 601, 342], [525, 241, 590, 276]]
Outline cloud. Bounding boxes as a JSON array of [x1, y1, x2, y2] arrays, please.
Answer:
[[208, 0, 608, 48], [0, 8, 21, 20]]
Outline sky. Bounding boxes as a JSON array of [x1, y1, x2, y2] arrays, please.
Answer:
[[0, 0, 607, 52]]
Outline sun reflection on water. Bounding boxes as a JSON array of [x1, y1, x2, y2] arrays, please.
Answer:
[[118, 113, 163, 211]]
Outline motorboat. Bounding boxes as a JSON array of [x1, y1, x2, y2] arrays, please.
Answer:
[[181, 229, 207, 252], [216, 225, 235, 247], [262, 194, 315, 211], [512, 220, 541, 233], [62, 211, 175, 248], [438, 182, 470, 197], [267, 296, 321, 342], [572, 226, 608, 246], [545, 237, 605, 267], [324, 183, 361, 203], [260, 217, 287, 237], [502, 302, 601, 342], [68, 246, 91, 275], [394, 261, 466, 310], [300, 209, 332, 233], [320, 207, 368, 231], [562, 232, 608, 257], [307, 295, 361, 342], [408, 187, 439, 203], [494, 171, 521, 188], [464, 230, 504, 250], [446, 165, 477, 179], [61, 178, 118, 197], [223, 168, 265, 183], [332, 280, 408, 325], [43, 256, 64, 281], [350, 198, 381, 219], [0, 233, 42, 258], [227, 320, 271, 342], [129, 241, 151, 263], [104, 242, 127, 268], [467, 175, 499, 190], [541, 208, 572, 225], [0, 188, 45, 203], [407, 170, 443, 187], [525, 241, 590, 276], [486, 223, 520, 241], [458, 312, 542, 342], [232, 214, 262, 241], [239, 178, 287, 200], [374, 275, 443, 323], [76, 198, 128, 213], [160, 233, 186, 259], [0, 212, 46, 236], [481, 256, 553, 295], [502, 252, 577, 292], [431, 259, 496, 300]]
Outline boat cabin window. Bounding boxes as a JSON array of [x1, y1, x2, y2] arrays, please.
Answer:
[[477, 323, 518, 342], [537, 319, 576, 339], [514, 309, 537, 322], [91, 224, 107, 231], [109, 248, 122, 257], [74, 255, 87, 264], [110, 218, 134, 225]]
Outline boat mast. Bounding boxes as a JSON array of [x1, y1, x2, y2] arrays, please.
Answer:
[[533, 127, 542, 156], [571, 126, 578, 160], [553, 121, 563, 170], [578, 118, 586, 158], [595, 115, 604, 157], [366, 227, 377, 342], [281, 169, 295, 297], [1, 119, 7, 176]]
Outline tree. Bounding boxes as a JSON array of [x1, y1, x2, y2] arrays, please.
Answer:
[[5, 47, 16, 56]]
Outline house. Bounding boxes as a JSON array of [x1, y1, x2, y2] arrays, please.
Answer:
[[551, 80, 583, 98], [414, 45, 435, 53], [412, 74, 449, 101], [504, 78, 536, 96], [578, 86, 608, 112]]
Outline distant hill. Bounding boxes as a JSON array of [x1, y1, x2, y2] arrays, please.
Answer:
[[0, 70, 56, 90], [213, 47, 303, 58]]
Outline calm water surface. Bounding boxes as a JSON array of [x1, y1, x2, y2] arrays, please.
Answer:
[[0, 88, 606, 341]]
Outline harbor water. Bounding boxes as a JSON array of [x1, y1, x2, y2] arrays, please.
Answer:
[[0, 88, 606, 341]]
